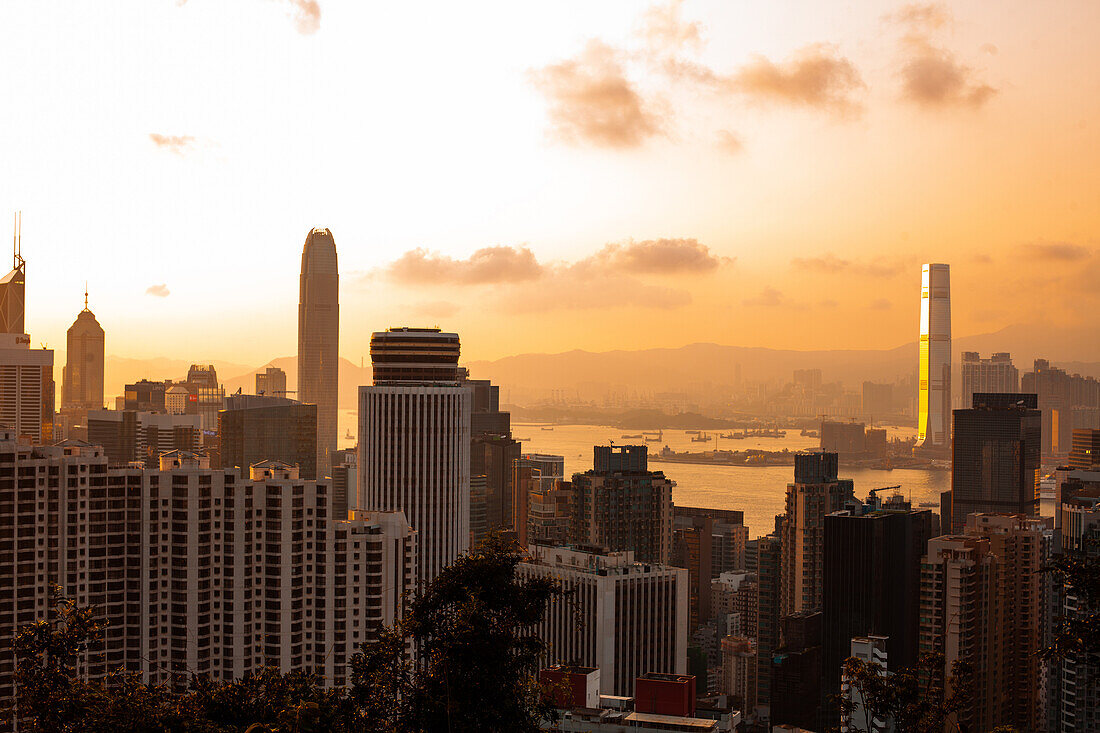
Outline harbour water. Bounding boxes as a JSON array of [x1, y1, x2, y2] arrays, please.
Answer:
[[515, 423, 949, 539]]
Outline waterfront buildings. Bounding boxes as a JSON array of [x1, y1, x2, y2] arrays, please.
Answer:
[[517, 453, 568, 547], [917, 263, 951, 451], [944, 392, 1041, 534], [0, 432, 416, 721], [570, 445, 673, 565], [61, 290, 104, 414], [298, 228, 339, 477], [919, 514, 1051, 733], [960, 352, 1018, 410], [518, 545, 687, 696], [358, 327, 470, 582]]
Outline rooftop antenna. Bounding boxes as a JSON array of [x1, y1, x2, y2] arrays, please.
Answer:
[[84, 281, 89, 310]]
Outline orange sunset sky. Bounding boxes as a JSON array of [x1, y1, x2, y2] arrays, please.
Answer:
[[2, 0, 1099, 366]]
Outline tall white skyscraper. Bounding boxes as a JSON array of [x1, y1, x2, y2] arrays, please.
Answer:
[[918, 263, 951, 449], [358, 327, 471, 583]]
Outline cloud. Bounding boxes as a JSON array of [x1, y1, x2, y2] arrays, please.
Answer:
[[1020, 242, 1091, 261], [584, 238, 726, 274], [385, 246, 542, 286], [145, 284, 170, 297], [888, 4, 996, 108], [743, 287, 785, 307], [791, 254, 906, 278], [177, 0, 319, 34], [149, 134, 196, 155], [531, 40, 663, 148], [715, 130, 743, 155], [638, 0, 702, 54], [870, 298, 892, 310], [726, 44, 864, 114]]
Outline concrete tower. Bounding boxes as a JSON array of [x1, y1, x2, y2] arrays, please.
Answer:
[[918, 263, 951, 449], [62, 287, 105, 412], [358, 327, 471, 583], [297, 228, 339, 477]]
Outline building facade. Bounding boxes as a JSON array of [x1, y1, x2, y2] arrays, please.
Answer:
[[255, 366, 288, 397], [297, 228, 339, 477], [960, 352, 1018, 410], [61, 293, 104, 413], [86, 409, 202, 467], [218, 402, 318, 479], [0, 333, 53, 444], [0, 434, 416, 723], [570, 446, 673, 565], [518, 545, 687, 697], [917, 263, 951, 450], [358, 327, 470, 583]]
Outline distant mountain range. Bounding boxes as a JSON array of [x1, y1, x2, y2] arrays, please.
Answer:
[[99, 322, 1100, 409]]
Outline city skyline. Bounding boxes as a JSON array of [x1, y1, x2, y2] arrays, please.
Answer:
[[3, 0, 1100, 365]]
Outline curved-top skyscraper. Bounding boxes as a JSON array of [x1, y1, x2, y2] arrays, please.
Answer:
[[298, 228, 339, 477], [918, 263, 951, 450]]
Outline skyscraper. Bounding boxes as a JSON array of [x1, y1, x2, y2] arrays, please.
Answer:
[[61, 288, 105, 413], [358, 327, 471, 582], [255, 365, 287, 397], [960, 352, 1019, 409], [298, 228, 339, 477], [0, 212, 25, 335], [918, 263, 951, 450], [945, 392, 1041, 534]]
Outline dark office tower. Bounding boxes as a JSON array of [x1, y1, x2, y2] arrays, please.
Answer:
[[0, 213, 25, 334], [569, 445, 673, 565], [1069, 428, 1100, 470], [754, 529, 782, 711], [672, 511, 714, 630], [821, 506, 932, 714], [255, 366, 287, 397], [218, 402, 318, 479], [61, 289, 105, 413], [946, 392, 1041, 534], [960, 352, 1019, 410], [124, 379, 167, 412], [298, 227, 339, 477], [359, 328, 470, 582], [465, 374, 521, 533], [770, 611, 823, 731]]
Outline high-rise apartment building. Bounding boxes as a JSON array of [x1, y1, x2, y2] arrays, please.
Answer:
[[842, 636, 892, 733], [779, 452, 855, 617], [0, 333, 53, 444], [1069, 428, 1100, 470], [945, 392, 1040, 534], [1056, 483, 1100, 732], [960, 352, 1018, 409], [218, 401, 318, 479], [61, 290, 104, 414], [518, 545, 687, 697], [86, 409, 202, 466], [298, 228, 339, 477], [358, 327, 470, 583], [771, 611, 823, 731], [919, 514, 1051, 733], [255, 365, 287, 397], [672, 507, 749, 629], [754, 529, 782, 711], [917, 263, 951, 450], [570, 445, 673, 565], [822, 505, 931, 710], [517, 453, 568, 547], [0, 433, 416, 721]]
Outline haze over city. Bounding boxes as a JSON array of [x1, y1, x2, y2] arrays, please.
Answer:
[[4, 0, 1100, 368]]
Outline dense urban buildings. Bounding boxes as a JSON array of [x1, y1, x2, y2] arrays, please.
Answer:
[[570, 445, 673, 565], [518, 545, 687, 696], [297, 227, 339, 477], [466, 374, 521, 535], [0, 431, 416, 722], [358, 327, 470, 582], [917, 263, 951, 451], [960, 351, 1018, 410], [944, 392, 1041, 534], [819, 420, 886, 459], [919, 514, 1051, 733], [61, 289, 104, 414], [1023, 358, 1100, 455], [516, 452, 568, 547], [1069, 427, 1100, 470], [86, 409, 201, 467]]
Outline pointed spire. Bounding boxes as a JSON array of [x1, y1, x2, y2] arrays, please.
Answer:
[[84, 282, 89, 311]]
